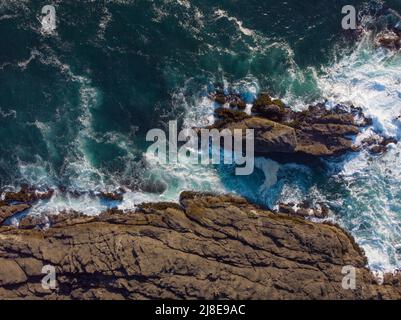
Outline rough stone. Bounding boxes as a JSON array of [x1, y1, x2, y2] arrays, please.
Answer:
[[0, 192, 400, 300]]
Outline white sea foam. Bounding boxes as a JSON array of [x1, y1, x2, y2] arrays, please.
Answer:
[[255, 158, 280, 190], [214, 9, 254, 36], [319, 33, 401, 138]]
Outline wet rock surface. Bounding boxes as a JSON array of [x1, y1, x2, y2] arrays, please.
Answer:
[[375, 30, 401, 49], [0, 203, 30, 224], [210, 92, 372, 158], [0, 192, 400, 300], [2, 185, 53, 204]]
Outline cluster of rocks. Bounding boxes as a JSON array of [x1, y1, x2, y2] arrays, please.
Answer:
[[1, 191, 401, 300], [373, 8, 401, 50], [0, 185, 128, 227], [209, 92, 381, 158]]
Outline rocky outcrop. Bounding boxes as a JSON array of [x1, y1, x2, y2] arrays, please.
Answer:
[[375, 30, 401, 49], [210, 92, 372, 158], [209, 91, 247, 110], [0, 192, 400, 300]]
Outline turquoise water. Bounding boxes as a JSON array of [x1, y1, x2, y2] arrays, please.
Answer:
[[1, 0, 401, 272]]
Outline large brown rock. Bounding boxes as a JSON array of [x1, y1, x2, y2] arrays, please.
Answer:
[[0, 204, 30, 224], [212, 94, 372, 157], [0, 192, 400, 300]]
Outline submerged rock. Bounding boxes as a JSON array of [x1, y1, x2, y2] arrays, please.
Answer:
[[278, 201, 329, 219], [0, 192, 400, 299], [98, 191, 124, 202], [375, 30, 401, 49]]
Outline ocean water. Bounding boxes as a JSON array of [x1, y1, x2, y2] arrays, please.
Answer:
[[1, 0, 401, 272]]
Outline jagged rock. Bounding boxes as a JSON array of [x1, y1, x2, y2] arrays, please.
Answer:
[[214, 93, 227, 105], [251, 94, 287, 120], [278, 201, 329, 219], [0, 192, 400, 300], [210, 91, 247, 110], [0, 204, 30, 224], [3, 185, 53, 204], [252, 93, 273, 110], [228, 94, 247, 110], [213, 115, 297, 154], [361, 135, 398, 155], [375, 30, 401, 49], [18, 211, 95, 230], [98, 191, 124, 202], [212, 94, 368, 157], [213, 108, 251, 125]]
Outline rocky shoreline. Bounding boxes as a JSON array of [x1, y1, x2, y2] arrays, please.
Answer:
[[0, 191, 401, 299]]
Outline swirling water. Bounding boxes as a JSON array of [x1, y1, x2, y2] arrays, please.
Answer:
[[1, 0, 401, 272]]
